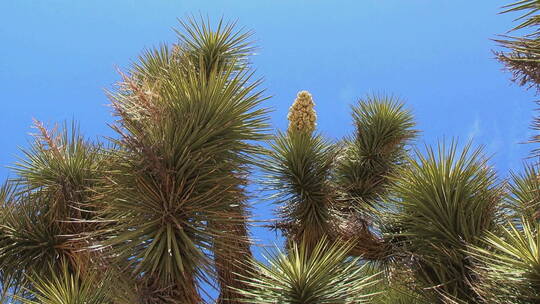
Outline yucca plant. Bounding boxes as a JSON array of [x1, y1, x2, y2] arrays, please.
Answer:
[[0, 121, 107, 301], [174, 17, 255, 78], [5, 9, 540, 304], [496, 0, 540, 90], [508, 163, 540, 223], [262, 91, 338, 253], [469, 218, 540, 303], [497, 0, 540, 164], [334, 95, 417, 260], [96, 18, 269, 303], [263, 93, 416, 258], [334, 95, 417, 203], [262, 131, 337, 251], [0, 182, 16, 302], [237, 237, 380, 304], [174, 17, 261, 304], [369, 282, 428, 304], [16, 260, 120, 304], [383, 142, 504, 303], [347, 259, 428, 304]]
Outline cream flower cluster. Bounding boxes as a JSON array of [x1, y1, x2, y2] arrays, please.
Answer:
[[287, 90, 317, 133]]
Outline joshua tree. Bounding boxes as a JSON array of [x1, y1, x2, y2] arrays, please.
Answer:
[[507, 163, 540, 223], [237, 237, 380, 304], [262, 90, 508, 304], [497, 0, 540, 157], [469, 218, 540, 303], [382, 143, 504, 303], [0, 122, 108, 302], [497, 0, 540, 90], [262, 91, 337, 253], [263, 92, 417, 261], [5, 5, 540, 304], [0, 18, 269, 304], [97, 18, 269, 303]]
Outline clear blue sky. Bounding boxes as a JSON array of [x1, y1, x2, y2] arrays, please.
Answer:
[[1, 0, 537, 272]]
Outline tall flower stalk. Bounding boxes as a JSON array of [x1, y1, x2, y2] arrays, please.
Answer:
[[287, 90, 317, 134]]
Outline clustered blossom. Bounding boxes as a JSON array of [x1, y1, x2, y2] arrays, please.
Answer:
[[287, 90, 317, 133]]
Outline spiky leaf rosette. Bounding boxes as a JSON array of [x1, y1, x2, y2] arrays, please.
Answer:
[[469, 218, 540, 303], [133, 17, 254, 94], [0, 190, 62, 300], [102, 25, 268, 301], [361, 262, 430, 304], [237, 237, 380, 304], [173, 17, 258, 304], [0, 182, 15, 204], [383, 142, 503, 303], [369, 279, 429, 304], [0, 122, 107, 298], [496, 0, 540, 90], [335, 95, 417, 204], [262, 130, 337, 251], [332, 95, 416, 260], [173, 16, 255, 78], [508, 163, 540, 223], [110, 18, 262, 303], [12, 121, 106, 227], [0, 182, 15, 302], [17, 259, 133, 304]]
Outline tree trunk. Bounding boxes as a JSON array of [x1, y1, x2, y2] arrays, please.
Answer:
[[213, 207, 253, 304]]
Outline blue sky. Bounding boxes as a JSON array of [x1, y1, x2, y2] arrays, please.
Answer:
[[1, 0, 538, 278]]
